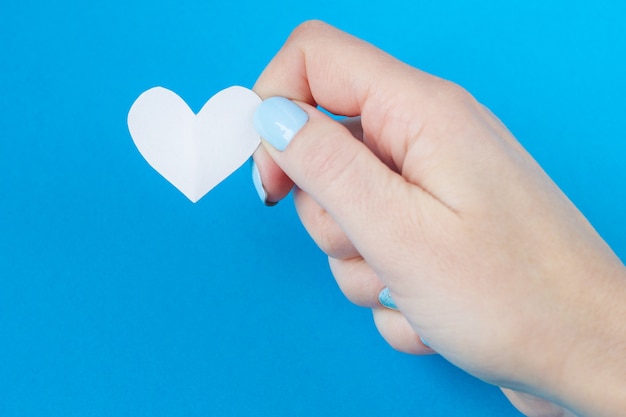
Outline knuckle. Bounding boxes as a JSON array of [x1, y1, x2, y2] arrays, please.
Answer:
[[319, 213, 352, 259], [313, 208, 353, 258], [433, 79, 477, 109], [341, 278, 383, 308], [289, 20, 330, 42], [295, 189, 356, 259], [330, 259, 382, 308], [373, 310, 427, 355]]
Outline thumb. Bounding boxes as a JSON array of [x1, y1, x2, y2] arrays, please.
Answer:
[[253, 96, 436, 268]]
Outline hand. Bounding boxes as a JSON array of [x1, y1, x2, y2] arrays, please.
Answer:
[[251, 21, 626, 417]]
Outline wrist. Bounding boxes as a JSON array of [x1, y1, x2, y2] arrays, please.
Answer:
[[543, 261, 626, 417]]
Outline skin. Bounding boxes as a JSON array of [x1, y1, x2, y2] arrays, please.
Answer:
[[251, 20, 626, 417]]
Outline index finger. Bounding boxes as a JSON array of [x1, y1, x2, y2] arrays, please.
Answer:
[[253, 20, 443, 122]]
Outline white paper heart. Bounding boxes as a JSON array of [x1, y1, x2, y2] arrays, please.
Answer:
[[128, 86, 261, 203]]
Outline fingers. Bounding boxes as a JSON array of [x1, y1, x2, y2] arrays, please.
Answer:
[[253, 20, 441, 121], [252, 116, 364, 206], [372, 308, 433, 355], [252, 21, 454, 281], [256, 99, 440, 275], [252, 20, 464, 177], [255, 118, 364, 259], [500, 388, 578, 417], [328, 256, 384, 307], [251, 146, 292, 205], [329, 255, 433, 356], [250, 21, 442, 360], [294, 188, 359, 260]]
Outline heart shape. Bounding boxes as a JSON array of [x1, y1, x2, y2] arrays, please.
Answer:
[[128, 86, 261, 202]]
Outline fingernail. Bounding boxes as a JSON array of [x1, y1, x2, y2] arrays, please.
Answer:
[[251, 160, 278, 207], [378, 287, 398, 310], [253, 97, 308, 151], [420, 337, 430, 348], [251, 159, 267, 203]]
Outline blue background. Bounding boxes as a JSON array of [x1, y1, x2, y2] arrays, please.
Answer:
[[1, 0, 624, 416]]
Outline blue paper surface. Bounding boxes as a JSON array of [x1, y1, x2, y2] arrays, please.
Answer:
[[1, 1, 624, 416]]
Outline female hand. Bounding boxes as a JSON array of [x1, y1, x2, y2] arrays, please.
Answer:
[[250, 21, 626, 417]]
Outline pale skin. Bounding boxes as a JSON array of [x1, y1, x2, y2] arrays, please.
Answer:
[[251, 21, 626, 417]]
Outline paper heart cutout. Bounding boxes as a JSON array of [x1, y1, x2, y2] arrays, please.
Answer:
[[128, 86, 261, 202]]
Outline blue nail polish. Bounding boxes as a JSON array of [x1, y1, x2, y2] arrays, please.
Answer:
[[378, 287, 398, 310], [253, 97, 308, 151], [251, 160, 267, 204]]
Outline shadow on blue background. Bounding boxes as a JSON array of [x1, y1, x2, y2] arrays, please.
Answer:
[[1, 1, 624, 416]]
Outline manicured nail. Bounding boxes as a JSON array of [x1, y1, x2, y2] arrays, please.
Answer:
[[251, 159, 267, 202], [378, 287, 398, 310], [253, 97, 308, 151], [251, 160, 277, 207]]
